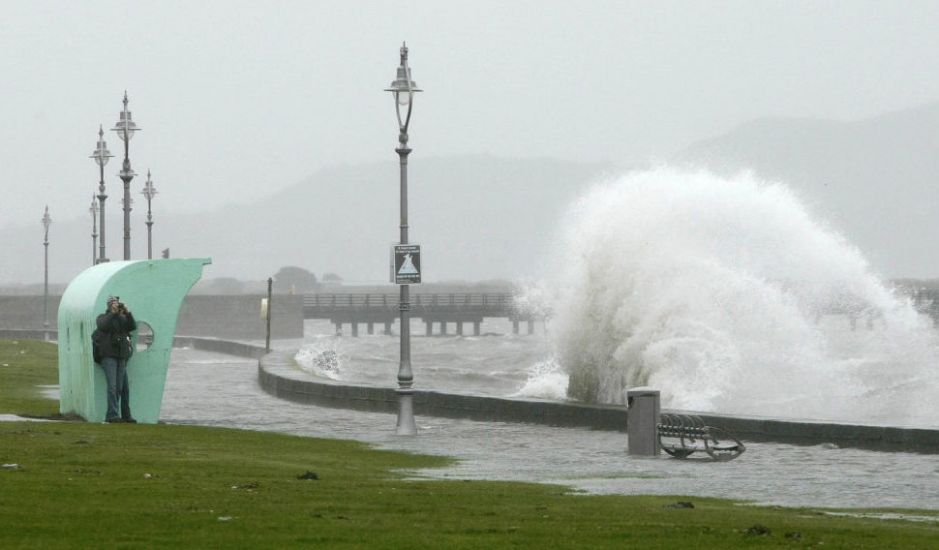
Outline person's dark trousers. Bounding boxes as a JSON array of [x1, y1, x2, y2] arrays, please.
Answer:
[[99, 357, 121, 421], [99, 357, 131, 422], [120, 367, 133, 421]]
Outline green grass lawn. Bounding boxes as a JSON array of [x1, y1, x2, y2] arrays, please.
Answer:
[[2, 338, 938, 548], [0, 338, 60, 417]]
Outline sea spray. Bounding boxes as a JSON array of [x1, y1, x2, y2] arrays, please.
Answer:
[[295, 337, 345, 380], [511, 358, 569, 400], [511, 280, 568, 399], [544, 166, 939, 425]]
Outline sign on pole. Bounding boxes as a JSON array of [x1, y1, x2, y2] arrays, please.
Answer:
[[392, 244, 422, 284]]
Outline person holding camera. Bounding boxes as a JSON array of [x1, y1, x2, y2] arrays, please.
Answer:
[[96, 295, 138, 423]]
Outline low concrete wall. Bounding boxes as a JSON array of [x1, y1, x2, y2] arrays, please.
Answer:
[[0, 296, 61, 330], [258, 350, 939, 453], [173, 336, 267, 359], [1, 330, 268, 360], [0, 294, 304, 340], [691, 413, 939, 452], [8, 328, 937, 454], [259, 351, 627, 430], [175, 295, 303, 340], [0, 328, 58, 340]]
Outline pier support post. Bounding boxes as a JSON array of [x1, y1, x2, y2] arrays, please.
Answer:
[[425, 321, 432, 336], [334, 322, 342, 336], [512, 320, 519, 334], [456, 322, 464, 336], [351, 322, 359, 337], [384, 322, 392, 335], [473, 321, 481, 336], [367, 322, 374, 335], [527, 320, 534, 335], [440, 321, 448, 335]]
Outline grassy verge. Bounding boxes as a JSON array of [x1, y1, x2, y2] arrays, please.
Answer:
[[2, 339, 938, 548], [0, 338, 60, 417]]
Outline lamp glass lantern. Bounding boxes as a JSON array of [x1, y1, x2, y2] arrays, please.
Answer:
[[385, 43, 422, 131], [41, 206, 52, 238], [112, 97, 140, 142], [91, 130, 113, 166], [141, 171, 158, 201]]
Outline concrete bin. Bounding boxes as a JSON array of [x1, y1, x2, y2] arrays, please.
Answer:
[[627, 387, 660, 456]]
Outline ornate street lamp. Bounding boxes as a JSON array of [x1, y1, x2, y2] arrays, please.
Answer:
[[89, 195, 99, 265], [141, 170, 157, 259], [111, 91, 140, 260], [41, 206, 52, 338], [385, 42, 422, 435], [90, 125, 113, 263]]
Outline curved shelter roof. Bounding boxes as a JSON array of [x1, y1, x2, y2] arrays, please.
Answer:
[[57, 258, 211, 423]]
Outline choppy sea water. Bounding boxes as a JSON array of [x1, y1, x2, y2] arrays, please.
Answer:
[[161, 343, 939, 511], [287, 319, 561, 399]]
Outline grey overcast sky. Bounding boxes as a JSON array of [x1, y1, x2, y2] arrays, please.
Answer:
[[2, 0, 939, 229]]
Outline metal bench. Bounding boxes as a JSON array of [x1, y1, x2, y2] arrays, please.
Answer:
[[657, 414, 746, 461]]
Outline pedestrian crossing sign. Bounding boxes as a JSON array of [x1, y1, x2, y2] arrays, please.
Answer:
[[392, 244, 421, 284]]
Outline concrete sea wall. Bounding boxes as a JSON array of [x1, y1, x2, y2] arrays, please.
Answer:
[[0, 295, 303, 340], [172, 336, 269, 359], [0, 296, 62, 331], [257, 350, 939, 453], [6, 328, 937, 453], [175, 295, 304, 340]]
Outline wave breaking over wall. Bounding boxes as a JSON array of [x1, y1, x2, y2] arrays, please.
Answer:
[[548, 167, 939, 426]]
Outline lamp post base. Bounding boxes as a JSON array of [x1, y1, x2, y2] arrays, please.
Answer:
[[395, 390, 417, 435]]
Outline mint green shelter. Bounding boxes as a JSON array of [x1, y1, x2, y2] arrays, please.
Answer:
[[57, 258, 211, 423]]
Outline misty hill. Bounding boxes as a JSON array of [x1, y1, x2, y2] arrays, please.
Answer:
[[1, 156, 611, 286], [676, 102, 939, 278], [7, 102, 937, 287]]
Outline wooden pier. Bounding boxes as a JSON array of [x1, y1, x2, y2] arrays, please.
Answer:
[[303, 293, 536, 336]]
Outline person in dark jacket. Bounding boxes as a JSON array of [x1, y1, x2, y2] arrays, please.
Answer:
[[96, 296, 137, 423]]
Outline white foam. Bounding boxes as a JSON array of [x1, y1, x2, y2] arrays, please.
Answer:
[[295, 337, 345, 380], [511, 358, 569, 400], [539, 166, 939, 425]]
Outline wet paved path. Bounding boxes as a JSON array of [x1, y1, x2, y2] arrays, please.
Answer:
[[160, 349, 939, 510]]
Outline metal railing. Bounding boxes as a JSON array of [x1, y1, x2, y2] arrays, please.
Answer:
[[304, 292, 516, 309], [302, 292, 532, 319]]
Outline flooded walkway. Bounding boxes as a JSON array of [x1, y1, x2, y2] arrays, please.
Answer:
[[161, 348, 939, 510]]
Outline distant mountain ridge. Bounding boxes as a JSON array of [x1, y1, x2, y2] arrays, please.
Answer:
[[676, 102, 939, 277], [0, 155, 612, 285], [4, 102, 938, 286]]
